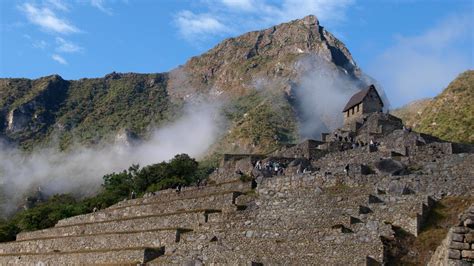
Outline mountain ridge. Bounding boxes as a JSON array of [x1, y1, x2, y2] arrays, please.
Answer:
[[0, 15, 373, 153]]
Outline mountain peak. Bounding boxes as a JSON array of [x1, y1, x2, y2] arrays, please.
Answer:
[[1, 16, 361, 152], [299, 14, 319, 26], [169, 15, 358, 98]]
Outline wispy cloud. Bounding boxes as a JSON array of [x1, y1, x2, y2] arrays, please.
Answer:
[[46, 0, 70, 12], [33, 40, 48, 49], [19, 3, 79, 34], [56, 37, 83, 53], [368, 14, 473, 107], [220, 0, 256, 11], [175, 0, 354, 43], [267, 0, 354, 24], [90, 0, 113, 15], [51, 54, 68, 65], [175, 10, 228, 40]]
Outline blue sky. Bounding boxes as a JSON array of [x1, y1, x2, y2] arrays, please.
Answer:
[[0, 0, 473, 107]]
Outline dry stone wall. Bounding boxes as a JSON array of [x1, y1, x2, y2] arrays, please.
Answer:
[[429, 204, 474, 265]]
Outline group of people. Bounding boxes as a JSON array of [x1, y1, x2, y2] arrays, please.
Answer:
[[255, 160, 285, 176], [334, 132, 383, 152], [335, 133, 368, 151], [335, 133, 354, 143]]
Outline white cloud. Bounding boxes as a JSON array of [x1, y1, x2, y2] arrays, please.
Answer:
[[175, 11, 228, 40], [275, 0, 354, 24], [51, 54, 68, 64], [175, 0, 355, 43], [19, 3, 79, 34], [46, 0, 69, 12], [368, 14, 473, 107], [90, 0, 113, 15], [33, 40, 48, 49], [0, 102, 223, 216], [221, 0, 256, 11], [56, 37, 83, 53]]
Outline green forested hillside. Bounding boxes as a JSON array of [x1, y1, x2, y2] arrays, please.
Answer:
[[417, 70, 473, 143], [393, 70, 473, 144], [0, 73, 178, 150]]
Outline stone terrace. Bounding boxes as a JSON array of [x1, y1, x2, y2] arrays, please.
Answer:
[[0, 115, 473, 264], [0, 169, 438, 265], [0, 180, 253, 264]]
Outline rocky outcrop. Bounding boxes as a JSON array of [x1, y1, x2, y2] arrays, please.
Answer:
[[4, 75, 69, 141], [168, 15, 360, 99], [0, 73, 171, 149], [374, 158, 408, 175], [114, 128, 139, 146]]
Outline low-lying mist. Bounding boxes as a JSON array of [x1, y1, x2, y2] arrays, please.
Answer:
[[293, 55, 389, 139], [0, 102, 224, 217]]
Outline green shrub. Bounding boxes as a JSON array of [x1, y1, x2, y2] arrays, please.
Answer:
[[0, 153, 213, 242]]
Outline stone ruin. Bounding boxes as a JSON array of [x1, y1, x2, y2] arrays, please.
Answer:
[[0, 87, 473, 265], [430, 204, 474, 265]]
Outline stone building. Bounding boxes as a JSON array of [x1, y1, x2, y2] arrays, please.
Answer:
[[271, 139, 326, 160], [342, 85, 384, 127]]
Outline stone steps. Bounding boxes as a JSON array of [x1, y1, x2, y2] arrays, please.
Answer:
[[0, 228, 181, 255], [0, 246, 165, 264], [17, 209, 222, 241], [110, 180, 252, 210], [56, 190, 242, 227]]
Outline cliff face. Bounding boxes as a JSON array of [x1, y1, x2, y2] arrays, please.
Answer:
[[393, 70, 474, 144], [1, 75, 69, 140], [0, 73, 173, 150], [0, 15, 363, 152]]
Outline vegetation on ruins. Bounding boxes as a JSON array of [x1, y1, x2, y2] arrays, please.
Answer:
[[0, 153, 213, 242], [390, 196, 474, 264]]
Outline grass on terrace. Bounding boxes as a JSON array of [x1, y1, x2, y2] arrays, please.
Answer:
[[391, 196, 474, 265]]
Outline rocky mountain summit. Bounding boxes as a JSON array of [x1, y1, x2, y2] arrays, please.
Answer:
[[168, 15, 359, 98], [0, 15, 365, 153]]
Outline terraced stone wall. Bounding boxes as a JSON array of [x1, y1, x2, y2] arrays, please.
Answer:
[[429, 205, 474, 265]]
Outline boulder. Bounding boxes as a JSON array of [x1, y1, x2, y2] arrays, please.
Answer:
[[374, 159, 408, 175]]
